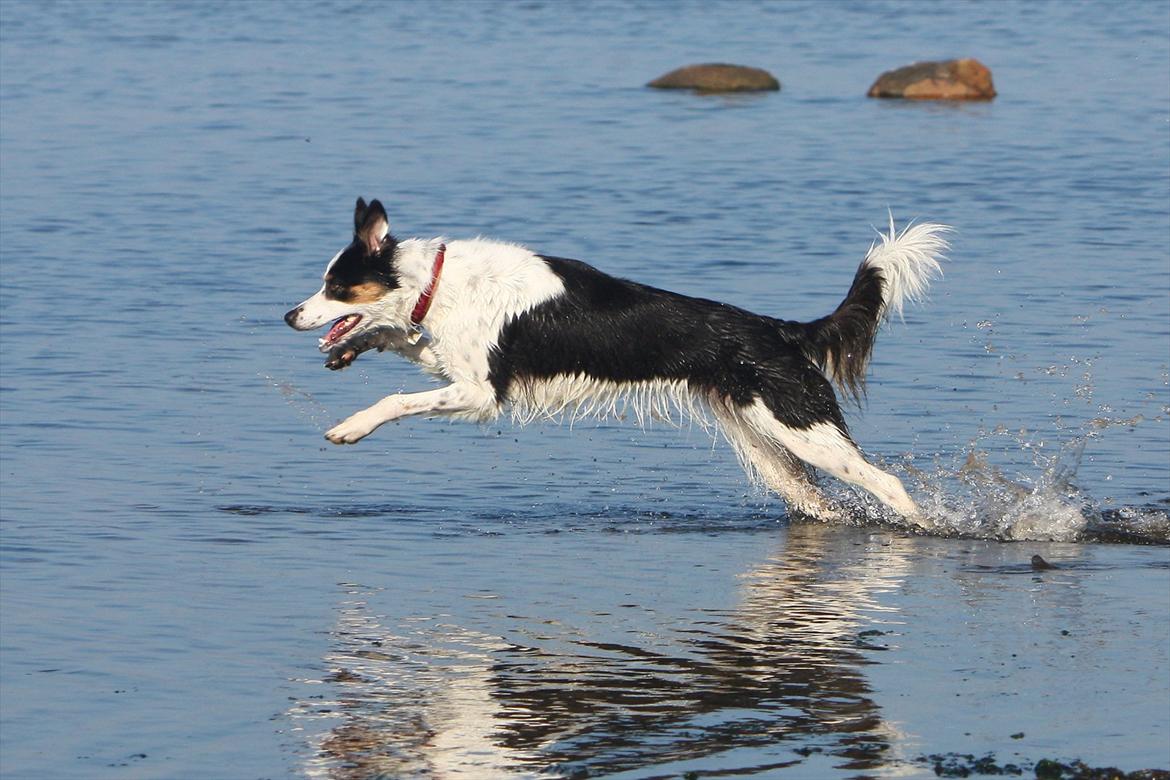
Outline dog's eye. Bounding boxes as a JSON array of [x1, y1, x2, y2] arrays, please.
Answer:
[[326, 283, 347, 299]]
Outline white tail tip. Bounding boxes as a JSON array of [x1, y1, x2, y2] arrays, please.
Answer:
[[864, 217, 952, 321]]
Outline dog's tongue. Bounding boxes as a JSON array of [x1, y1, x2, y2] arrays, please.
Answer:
[[322, 314, 360, 347]]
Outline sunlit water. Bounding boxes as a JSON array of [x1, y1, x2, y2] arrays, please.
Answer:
[[1, 1, 1168, 778]]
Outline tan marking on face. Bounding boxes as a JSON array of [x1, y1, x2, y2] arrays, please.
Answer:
[[348, 281, 391, 304]]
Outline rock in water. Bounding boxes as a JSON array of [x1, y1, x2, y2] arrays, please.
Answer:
[[867, 58, 996, 100], [648, 63, 780, 93], [1031, 554, 1056, 570]]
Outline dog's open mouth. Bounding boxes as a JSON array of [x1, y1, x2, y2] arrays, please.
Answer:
[[318, 314, 362, 351]]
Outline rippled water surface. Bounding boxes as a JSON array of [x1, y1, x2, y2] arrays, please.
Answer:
[[2, 1, 1168, 778]]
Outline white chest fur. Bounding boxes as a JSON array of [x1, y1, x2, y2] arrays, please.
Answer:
[[401, 238, 566, 386]]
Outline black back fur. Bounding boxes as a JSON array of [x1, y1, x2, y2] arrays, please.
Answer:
[[488, 257, 855, 433]]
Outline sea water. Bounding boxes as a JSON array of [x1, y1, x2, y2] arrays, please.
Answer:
[[1, 1, 1167, 777]]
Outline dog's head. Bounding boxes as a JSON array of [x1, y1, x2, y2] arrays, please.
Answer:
[[284, 198, 402, 352]]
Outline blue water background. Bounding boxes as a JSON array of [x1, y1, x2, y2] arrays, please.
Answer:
[[1, 1, 1168, 778]]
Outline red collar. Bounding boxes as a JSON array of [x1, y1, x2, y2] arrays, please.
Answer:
[[409, 243, 446, 328]]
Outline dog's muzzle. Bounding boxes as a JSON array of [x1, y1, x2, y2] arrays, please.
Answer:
[[284, 306, 306, 329]]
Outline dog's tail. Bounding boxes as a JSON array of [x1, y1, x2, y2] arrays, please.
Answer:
[[802, 216, 951, 401]]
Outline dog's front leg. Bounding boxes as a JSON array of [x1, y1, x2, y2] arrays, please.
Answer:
[[325, 329, 438, 371], [325, 383, 496, 444], [392, 337, 439, 369]]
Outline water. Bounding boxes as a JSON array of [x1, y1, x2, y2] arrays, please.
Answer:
[[1, 1, 1168, 777]]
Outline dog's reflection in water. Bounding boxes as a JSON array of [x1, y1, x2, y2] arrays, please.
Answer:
[[293, 524, 914, 779]]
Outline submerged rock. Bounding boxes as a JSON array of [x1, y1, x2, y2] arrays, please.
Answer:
[[1030, 554, 1056, 570], [648, 63, 780, 93], [867, 58, 996, 100], [1034, 758, 1170, 779]]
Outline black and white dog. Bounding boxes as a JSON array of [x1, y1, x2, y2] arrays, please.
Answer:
[[286, 199, 950, 524]]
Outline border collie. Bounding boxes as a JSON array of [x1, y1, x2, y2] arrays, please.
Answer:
[[285, 199, 950, 524]]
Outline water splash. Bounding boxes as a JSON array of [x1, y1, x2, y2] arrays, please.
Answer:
[[908, 435, 1094, 542], [839, 340, 1170, 544], [874, 428, 1170, 544], [261, 372, 334, 432]]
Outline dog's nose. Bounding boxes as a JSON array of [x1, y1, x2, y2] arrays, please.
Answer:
[[284, 306, 302, 328]]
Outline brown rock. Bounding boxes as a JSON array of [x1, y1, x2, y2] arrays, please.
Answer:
[[648, 63, 780, 93], [867, 58, 996, 100]]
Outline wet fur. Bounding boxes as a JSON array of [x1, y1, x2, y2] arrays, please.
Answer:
[[286, 199, 950, 524]]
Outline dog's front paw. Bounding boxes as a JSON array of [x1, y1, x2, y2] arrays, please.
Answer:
[[325, 346, 359, 371], [325, 413, 378, 445]]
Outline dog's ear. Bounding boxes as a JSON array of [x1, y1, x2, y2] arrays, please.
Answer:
[[353, 197, 368, 233], [357, 199, 390, 254]]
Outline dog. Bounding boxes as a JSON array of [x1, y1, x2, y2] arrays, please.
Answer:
[[285, 198, 950, 524]]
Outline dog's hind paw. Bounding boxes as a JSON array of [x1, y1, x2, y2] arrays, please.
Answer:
[[325, 413, 378, 444]]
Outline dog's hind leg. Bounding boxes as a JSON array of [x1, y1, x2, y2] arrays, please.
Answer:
[[713, 403, 846, 521], [739, 399, 923, 524], [325, 383, 498, 444]]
